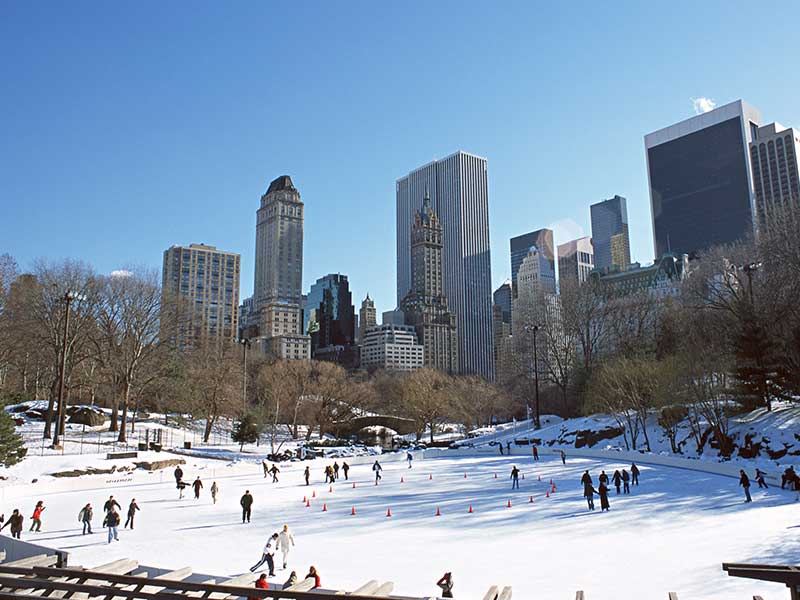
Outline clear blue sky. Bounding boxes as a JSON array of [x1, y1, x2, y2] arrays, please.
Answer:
[[3, 1, 799, 317]]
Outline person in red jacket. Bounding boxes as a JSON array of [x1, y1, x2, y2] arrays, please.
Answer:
[[248, 574, 268, 600], [305, 566, 320, 588], [30, 501, 45, 532]]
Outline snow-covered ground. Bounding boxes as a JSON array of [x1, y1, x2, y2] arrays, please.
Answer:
[[1, 450, 798, 600]]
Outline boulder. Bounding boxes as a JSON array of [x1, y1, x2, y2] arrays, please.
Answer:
[[134, 458, 185, 471], [68, 407, 106, 426], [574, 426, 625, 448], [24, 409, 47, 421]]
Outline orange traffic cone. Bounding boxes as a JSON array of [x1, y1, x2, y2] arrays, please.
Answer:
[[306, 498, 311, 507], [401, 476, 404, 483], [468, 504, 473, 513], [529, 496, 534, 503], [386, 508, 392, 517], [302, 496, 307, 503], [436, 507, 441, 516], [546, 490, 550, 498], [429, 474, 433, 480], [351, 506, 356, 515], [507, 499, 512, 508], [322, 503, 327, 512], [551, 484, 556, 493], [312, 490, 316, 498]]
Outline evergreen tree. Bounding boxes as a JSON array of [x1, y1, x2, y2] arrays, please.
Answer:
[[0, 409, 26, 467], [231, 413, 260, 451], [735, 320, 784, 412]]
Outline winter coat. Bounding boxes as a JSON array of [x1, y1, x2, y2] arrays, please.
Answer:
[[621, 470, 630, 482], [583, 482, 594, 498], [278, 530, 295, 551], [631, 464, 640, 476], [79, 507, 93, 522], [3, 514, 23, 532], [306, 571, 320, 588], [249, 576, 269, 600], [192, 480, 203, 492], [284, 573, 298, 588], [127, 502, 140, 515], [174, 467, 183, 480], [580, 472, 592, 486], [32, 506, 44, 520], [263, 537, 277, 555], [612, 471, 622, 484], [104, 499, 121, 512], [598, 483, 610, 509], [510, 467, 520, 479], [599, 473, 609, 485], [740, 473, 751, 488], [342, 463, 349, 473], [372, 462, 382, 472], [106, 512, 121, 527], [241, 493, 254, 508]]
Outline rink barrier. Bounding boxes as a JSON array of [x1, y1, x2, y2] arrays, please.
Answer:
[[0, 537, 68, 567]]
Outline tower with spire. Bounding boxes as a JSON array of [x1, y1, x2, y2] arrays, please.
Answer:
[[357, 293, 377, 345]]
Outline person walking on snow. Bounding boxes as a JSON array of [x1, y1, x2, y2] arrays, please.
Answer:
[[249, 573, 268, 600], [304, 466, 310, 486], [373, 460, 382, 482], [103, 496, 121, 526], [506, 441, 511, 454], [621, 469, 630, 494], [192, 477, 204, 499], [342, 462, 350, 480], [560, 449, 566, 465], [78, 503, 93, 535], [739, 469, 752, 503], [241, 490, 254, 523], [583, 481, 595, 511], [511, 466, 520, 489], [631, 463, 640, 485], [211, 482, 219, 504], [755, 468, 768, 489], [269, 464, 280, 483], [262, 460, 269, 478], [499, 443, 504, 456], [596, 482, 611, 511], [599, 471, 609, 486], [278, 524, 295, 569], [612, 470, 622, 494], [580, 470, 592, 488], [333, 462, 340, 480], [1, 509, 23, 539], [29, 501, 44, 532], [249, 532, 278, 576], [532, 445, 539, 461], [106, 507, 120, 543], [324, 465, 333, 484], [174, 466, 183, 486], [436, 572, 454, 598], [124, 498, 140, 529], [407, 452, 413, 468]]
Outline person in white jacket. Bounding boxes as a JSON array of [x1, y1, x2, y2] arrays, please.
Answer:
[[278, 524, 295, 569], [249, 532, 278, 576]]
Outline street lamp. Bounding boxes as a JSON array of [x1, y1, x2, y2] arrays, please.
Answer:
[[522, 323, 541, 430], [52, 290, 86, 448], [237, 338, 251, 414]]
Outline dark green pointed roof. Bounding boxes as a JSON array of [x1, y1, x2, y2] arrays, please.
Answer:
[[267, 175, 296, 194]]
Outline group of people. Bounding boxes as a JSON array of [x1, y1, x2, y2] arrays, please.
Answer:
[[580, 464, 641, 511], [321, 461, 350, 483], [738, 466, 800, 502], [0, 499, 45, 539], [262, 461, 281, 482], [248, 566, 320, 599], [174, 465, 219, 502]]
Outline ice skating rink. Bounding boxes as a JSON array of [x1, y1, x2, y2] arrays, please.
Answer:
[[6, 453, 799, 600]]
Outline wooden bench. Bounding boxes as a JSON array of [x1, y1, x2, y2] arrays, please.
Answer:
[[107, 452, 138, 460]]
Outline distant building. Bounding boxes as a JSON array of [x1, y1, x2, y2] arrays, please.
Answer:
[[382, 309, 405, 326], [357, 294, 377, 344], [749, 122, 800, 234], [304, 273, 356, 367], [510, 229, 555, 297], [590, 196, 630, 272], [493, 281, 512, 325], [400, 193, 458, 374], [161, 243, 240, 348], [588, 253, 690, 298], [360, 324, 424, 372], [511, 245, 554, 335], [557, 237, 594, 285], [492, 282, 513, 384]]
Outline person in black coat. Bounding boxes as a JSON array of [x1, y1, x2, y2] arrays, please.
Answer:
[[631, 463, 640, 485], [510, 466, 520, 490], [621, 469, 630, 494], [241, 490, 254, 523], [174, 466, 184, 484], [755, 468, 768, 489], [1, 509, 23, 539], [304, 466, 310, 486], [599, 471, 609, 486], [739, 470, 752, 503], [580, 470, 592, 487], [596, 482, 610, 511], [192, 477, 204, 499], [612, 470, 622, 494], [124, 499, 140, 529], [583, 482, 595, 511]]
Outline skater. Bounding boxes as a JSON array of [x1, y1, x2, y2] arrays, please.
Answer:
[[511, 466, 520, 489], [305, 566, 320, 588], [621, 469, 630, 494], [739, 469, 752, 503], [278, 524, 295, 569], [612, 470, 622, 494], [29, 500, 44, 532], [781, 466, 798, 490], [583, 481, 595, 511], [249, 532, 278, 576], [560, 449, 566, 465], [106, 506, 120, 543], [174, 465, 183, 485], [262, 460, 269, 478], [598, 471, 609, 486], [211, 481, 219, 504], [284, 571, 298, 588], [597, 482, 610, 512], [78, 503, 93, 535], [755, 468, 768, 489], [324, 465, 333, 484], [499, 443, 504, 456], [241, 490, 254, 523], [407, 452, 413, 468], [436, 572, 454, 598], [1, 509, 23, 539], [269, 464, 280, 483], [506, 441, 511, 454], [303, 466, 310, 486], [124, 498, 140, 529], [580, 470, 592, 487], [177, 479, 188, 499], [333, 462, 340, 480], [249, 573, 269, 600], [631, 463, 640, 486], [103, 496, 121, 517], [372, 460, 382, 482], [192, 477, 204, 499], [532, 445, 539, 461], [342, 461, 350, 480]]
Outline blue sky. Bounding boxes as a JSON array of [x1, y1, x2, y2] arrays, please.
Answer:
[[2, 1, 799, 317]]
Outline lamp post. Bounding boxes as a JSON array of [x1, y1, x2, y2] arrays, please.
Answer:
[[238, 338, 250, 414], [52, 290, 85, 448], [532, 324, 540, 430]]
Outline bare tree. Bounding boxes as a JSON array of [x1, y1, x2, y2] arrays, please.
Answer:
[[185, 341, 240, 442]]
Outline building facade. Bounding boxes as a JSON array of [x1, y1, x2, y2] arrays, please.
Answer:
[[396, 151, 493, 379], [304, 273, 356, 366], [161, 243, 240, 348], [510, 229, 555, 297], [749, 122, 800, 234], [357, 294, 377, 344], [557, 236, 594, 286], [360, 324, 424, 372], [645, 100, 763, 258], [400, 194, 458, 374], [590, 196, 630, 272], [251, 175, 310, 359], [492, 282, 513, 384], [588, 253, 690, 299]]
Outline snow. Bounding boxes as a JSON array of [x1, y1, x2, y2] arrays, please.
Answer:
[[1, 449, 798, 600]]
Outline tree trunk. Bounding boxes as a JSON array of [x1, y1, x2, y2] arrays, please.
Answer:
[[203, 415, 215, 442], [110, 397, 119, 432], [117, 382, 130, 442], [43, 379, 58, 439]]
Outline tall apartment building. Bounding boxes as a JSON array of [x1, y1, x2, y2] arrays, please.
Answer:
[[558, 236, 595, 286], [510, 229, 555, 296], [357, 294, 377, 344], [161, 243, 240, 348], [512, 246, 551, 330], [252, 175, 310, 360], [749, 122, 800, 233], [400, 194, 458, 374], [492, 282, 513, 384], [360, 324, 424, 372], [396, 151, 493, 379], [590, 196, 630, 272], [645, 100, 763, 258], [304, 273, 356, 366]]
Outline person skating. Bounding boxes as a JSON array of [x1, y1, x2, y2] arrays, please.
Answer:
[[560, 449, 566, 465], [506, 441, 511, 454], [372, 460, 382, 483], [510, 466, 520, 489], [755, 469, 768, 489], [583, 481, 595, 511], [192, 477, 204, 499], [598, 471, 609, 486], [269, 464, 280, 483], [1, 509, 23, 539], [305, 566, 320, 588], [621, 469, 630, 494], [106, 507, 120, 543], [211, 482, 219, 504], [248, 573, 269, 600], [739, 469, 752, 503], [78, 503, 93, 535], [499, 444, 504, 456], [407, 452, 413, 468], [342, 461, 350, 480], [580, 470, 592, 487], [124, 498, 140, 529], [781, 466, 798, 489], [304, 466, 310, 486], [324, 465, 333, 484], [596, 482, 610, 512], [284, 571, 298, 588], [262, 460, 269, 479], [103, 496, 121, 525], [241, 490, 254, 523], [436, 572, 454, 598], [333, 462, 340, 480], [29, 500, 44, 532], [612, 470, 622, 494], [249, 532, 279, 576], [278, 524, 295, 569], [532, 445, 539, 461], [174, 465, 183, 485], [177, 478, 188, 499], [631, 463, 640, 486]]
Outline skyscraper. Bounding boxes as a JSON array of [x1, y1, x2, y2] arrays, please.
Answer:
[[400, 195, 458, 374], [357, 294, 377, 344], [396, 151, 493, 379], [161, 243, 240, 348], [749, 122, 800, 234], [492, 282, 513, 384], [251, 175, 310, 360], [557, 236, 594, 285], [590, 196, 630, 272], [492, 281, 512, 325], [510, 229, 555, 296], [645, 99, 763, 258], [304, 274, 356, 366]]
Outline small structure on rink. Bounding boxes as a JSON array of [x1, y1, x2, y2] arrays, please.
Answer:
[[723, 563, 800, 600]]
